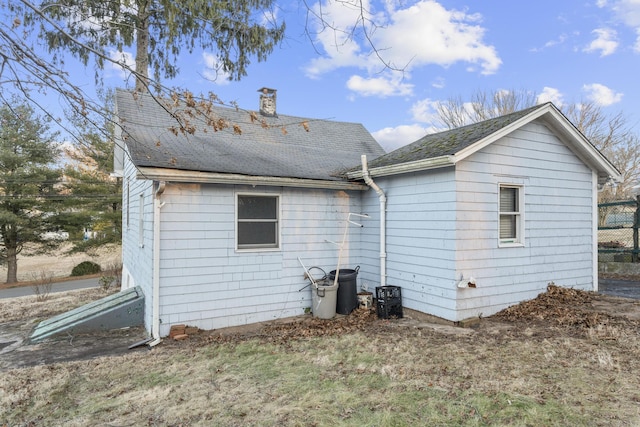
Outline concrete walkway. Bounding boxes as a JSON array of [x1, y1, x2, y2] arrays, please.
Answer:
[[599, 278, 640, 299], [0, 277, 101, 299]]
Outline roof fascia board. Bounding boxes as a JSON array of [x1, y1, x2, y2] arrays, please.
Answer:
[[539, 112, 622, 182], [453, 104, 622, 182], [135, 167, 369, 190], [453, 104, 554, 162], [346, 155, 455, 179]]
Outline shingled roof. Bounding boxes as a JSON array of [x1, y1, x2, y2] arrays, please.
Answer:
[[365, 103, 545, 169], [115, 89, 385, 182], [346, 102, 620, 185]]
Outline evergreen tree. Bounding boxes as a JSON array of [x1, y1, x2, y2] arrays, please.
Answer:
[[0, 100, 63, 283], [26, 0, 286, 92], [61, 105, 122, 252]]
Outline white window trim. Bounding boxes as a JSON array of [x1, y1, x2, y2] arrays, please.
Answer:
[[498, 183, 525, 247], [235, 192, 281, 252], [126, 179, 130, 230], [138, 193, 145, 248]]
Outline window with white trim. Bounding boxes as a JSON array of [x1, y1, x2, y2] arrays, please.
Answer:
[[237, 194, 280, 250], [138, 193, 145, 247], [126, 179, 130, 229], [499, 184, 523, 245]]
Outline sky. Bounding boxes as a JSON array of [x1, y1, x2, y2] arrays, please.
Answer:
[[58, 0, 640, 152]]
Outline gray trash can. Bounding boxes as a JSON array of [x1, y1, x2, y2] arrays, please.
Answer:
[[312, 280, 338, 319], [329, 266, 359, 315]]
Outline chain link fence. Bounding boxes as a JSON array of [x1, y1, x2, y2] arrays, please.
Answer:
[[598, 198, 639, 262]]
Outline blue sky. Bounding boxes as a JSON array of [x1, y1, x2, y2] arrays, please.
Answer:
[[77, 0, 640, 151]]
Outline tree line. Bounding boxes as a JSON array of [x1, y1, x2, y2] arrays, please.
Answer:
[[0, 97, 120, 283]]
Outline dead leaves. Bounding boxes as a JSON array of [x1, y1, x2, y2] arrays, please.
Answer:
[[155, 90, 313, 138], [494, 284, 605, 327], [201, 308, 380, 346]]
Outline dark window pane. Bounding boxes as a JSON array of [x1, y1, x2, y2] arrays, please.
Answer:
[[238, 222, 277, 247], [238, 196, 277, 220]]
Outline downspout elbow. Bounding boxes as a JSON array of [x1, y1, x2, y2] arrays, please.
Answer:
[[361, 155, 386, 202]]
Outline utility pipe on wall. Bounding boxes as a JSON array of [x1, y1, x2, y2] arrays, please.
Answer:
[[149, 180, 166, 347], [361, 155, 387, 288]]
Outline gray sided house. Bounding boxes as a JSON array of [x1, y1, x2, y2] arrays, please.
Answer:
[[349, 103, 620, 321], [114, 89, 620, 340], [113, 88, 386, 340]]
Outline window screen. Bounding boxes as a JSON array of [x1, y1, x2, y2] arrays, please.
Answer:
[[499, 187, 518, 239], [237, 195, 279, 249]]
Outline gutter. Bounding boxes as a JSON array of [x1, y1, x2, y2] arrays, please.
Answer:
[[361, 155, 387, 288], [347, 155, 454, 180], [148, 180, 166, 347], [136, 167, 368, 191]]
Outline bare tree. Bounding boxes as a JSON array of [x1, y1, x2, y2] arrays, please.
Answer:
[[436, 89, 539, 128]]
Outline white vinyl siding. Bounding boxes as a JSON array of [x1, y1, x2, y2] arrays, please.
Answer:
[[359, 168, 458, 321], [119, 147, 154, 331], [454, 121, 595, 320], [155, 184, 360, 336]]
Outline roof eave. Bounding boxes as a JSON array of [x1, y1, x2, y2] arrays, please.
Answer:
[[539, 112, 623, 183], [347, 155, 455, 179], [452, 103, 622, 182], [136, 167, 369, 191]]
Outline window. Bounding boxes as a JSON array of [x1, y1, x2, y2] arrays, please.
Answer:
[[499, 185, 523, 245], [138, 194, 145, 247], [237, 194, 279, 250], [126, 179, 130, 229]]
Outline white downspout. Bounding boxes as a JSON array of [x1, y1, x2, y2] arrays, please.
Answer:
[[149, 180, 166, 347], [361, 155, 387, 288]]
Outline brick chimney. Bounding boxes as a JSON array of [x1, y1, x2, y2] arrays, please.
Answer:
[[258, 87, 277, 117]]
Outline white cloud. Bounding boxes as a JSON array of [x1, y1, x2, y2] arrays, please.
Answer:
[[636, 28, 640, 52], [610, 0, 640, 27], [372, 124, 436, 152], [410, 98, 441, 123], [537, 87, 564, 107], [108, 50, 135, 80], [346, 73, 413, 97], [431, 77, 446, 89], [201, 52, 231, 84], [582, 83, 623, 106], [305, 0, 501, 84], [531, 33, 569, 52], [584, 28, 619, 56], [376, 1, 501, 75]]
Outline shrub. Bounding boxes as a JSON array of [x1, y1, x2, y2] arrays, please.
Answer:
[[71, 261, 102, 277]]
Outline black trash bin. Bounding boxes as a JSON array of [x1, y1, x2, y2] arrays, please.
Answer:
[[329, 266, 359, 315]]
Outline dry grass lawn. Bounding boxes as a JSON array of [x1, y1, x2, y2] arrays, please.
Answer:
[[2, 285, 640, 426], [0, 243, 121, 286]]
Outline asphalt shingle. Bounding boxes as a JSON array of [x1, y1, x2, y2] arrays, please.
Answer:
[[365, 103, 547, 169], [116, 89, 386, 181]]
